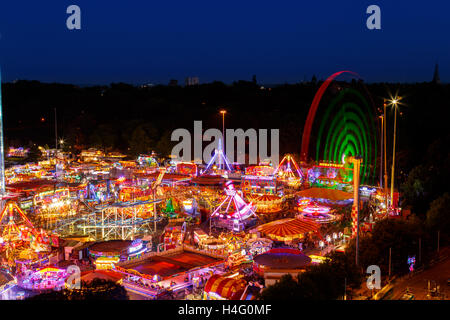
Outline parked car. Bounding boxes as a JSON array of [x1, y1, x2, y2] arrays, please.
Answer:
[[400, 292, 415, 300]]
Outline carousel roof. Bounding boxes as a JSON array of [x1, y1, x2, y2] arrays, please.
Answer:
[[88, 240, 133, 255], [296, 187, 353, 202], [253, 248, 311, 269], [256, 218, 320, 241]]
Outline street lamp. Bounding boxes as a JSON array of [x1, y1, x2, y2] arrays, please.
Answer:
[[389, 96, 401, 207], [383, 100, 388, 214], [219, 109, 226, 139]]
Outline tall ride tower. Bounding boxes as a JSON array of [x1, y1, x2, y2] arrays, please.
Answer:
[[0, 69, 6, 195]]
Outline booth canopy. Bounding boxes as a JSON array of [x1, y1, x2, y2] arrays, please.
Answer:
[[296, 187, 353, 202], [204, 274, 246, 300]]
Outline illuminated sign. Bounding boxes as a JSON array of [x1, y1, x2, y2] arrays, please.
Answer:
[[128, 239, 144, 255], [318, 162, 345, 168]]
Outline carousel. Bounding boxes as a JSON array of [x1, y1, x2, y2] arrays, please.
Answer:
[[296, 200, 336, 224], [256, 218, 321, 243], [201, 233, 246, 254], [246, 238, 273, 256], [247, 194, 284, 214]]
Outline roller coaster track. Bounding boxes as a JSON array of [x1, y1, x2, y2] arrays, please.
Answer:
[[52, 198, 164, 236]]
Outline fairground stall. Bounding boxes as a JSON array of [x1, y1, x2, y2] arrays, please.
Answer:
[[241, 165, 280, 196], [307, 162, 353, 190]]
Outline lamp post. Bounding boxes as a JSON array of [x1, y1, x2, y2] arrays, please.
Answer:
[[383, 100, 388, 213], [390, 98, 399, 205]]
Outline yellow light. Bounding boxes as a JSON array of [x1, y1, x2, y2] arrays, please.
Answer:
[[95, 257, 120, 264], [220, 110, 226, 114], [309, 255, 330, 263]]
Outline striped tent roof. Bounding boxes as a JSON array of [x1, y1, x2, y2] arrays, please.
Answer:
[[296, 187, 353, 201], [204, 275, 246, 300], [256, 218, 320, 241], [253, 248, 311, 269]]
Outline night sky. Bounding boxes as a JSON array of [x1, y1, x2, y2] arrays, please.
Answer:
[[0, 1, 448, 84]]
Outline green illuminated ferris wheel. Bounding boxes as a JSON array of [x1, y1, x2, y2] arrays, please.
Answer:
[[315, 86, 378, 185]]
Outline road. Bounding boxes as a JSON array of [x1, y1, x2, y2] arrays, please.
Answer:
[[391, 250, 450, 300]]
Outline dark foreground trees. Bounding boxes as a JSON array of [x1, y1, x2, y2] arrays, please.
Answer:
[[426, 192, 450, 245], [27, 279, 129, 300], [259, 251, 362, 300], [259, 216, 444, 300]]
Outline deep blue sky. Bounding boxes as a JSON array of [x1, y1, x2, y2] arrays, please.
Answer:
[[0, 1, 448, 84]]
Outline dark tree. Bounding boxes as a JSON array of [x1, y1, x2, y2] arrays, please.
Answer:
[[426, 193, 450, 244], [259, 252, 362, 300], [129, 126, 152, 157], [27, 279, 129, 300], [26, 144, 42, 162]]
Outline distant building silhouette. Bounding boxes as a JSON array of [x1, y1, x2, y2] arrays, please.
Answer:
[[185, 77, 199, 86], [169, 79, 178, 86], [432, 63, 441, 85]]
